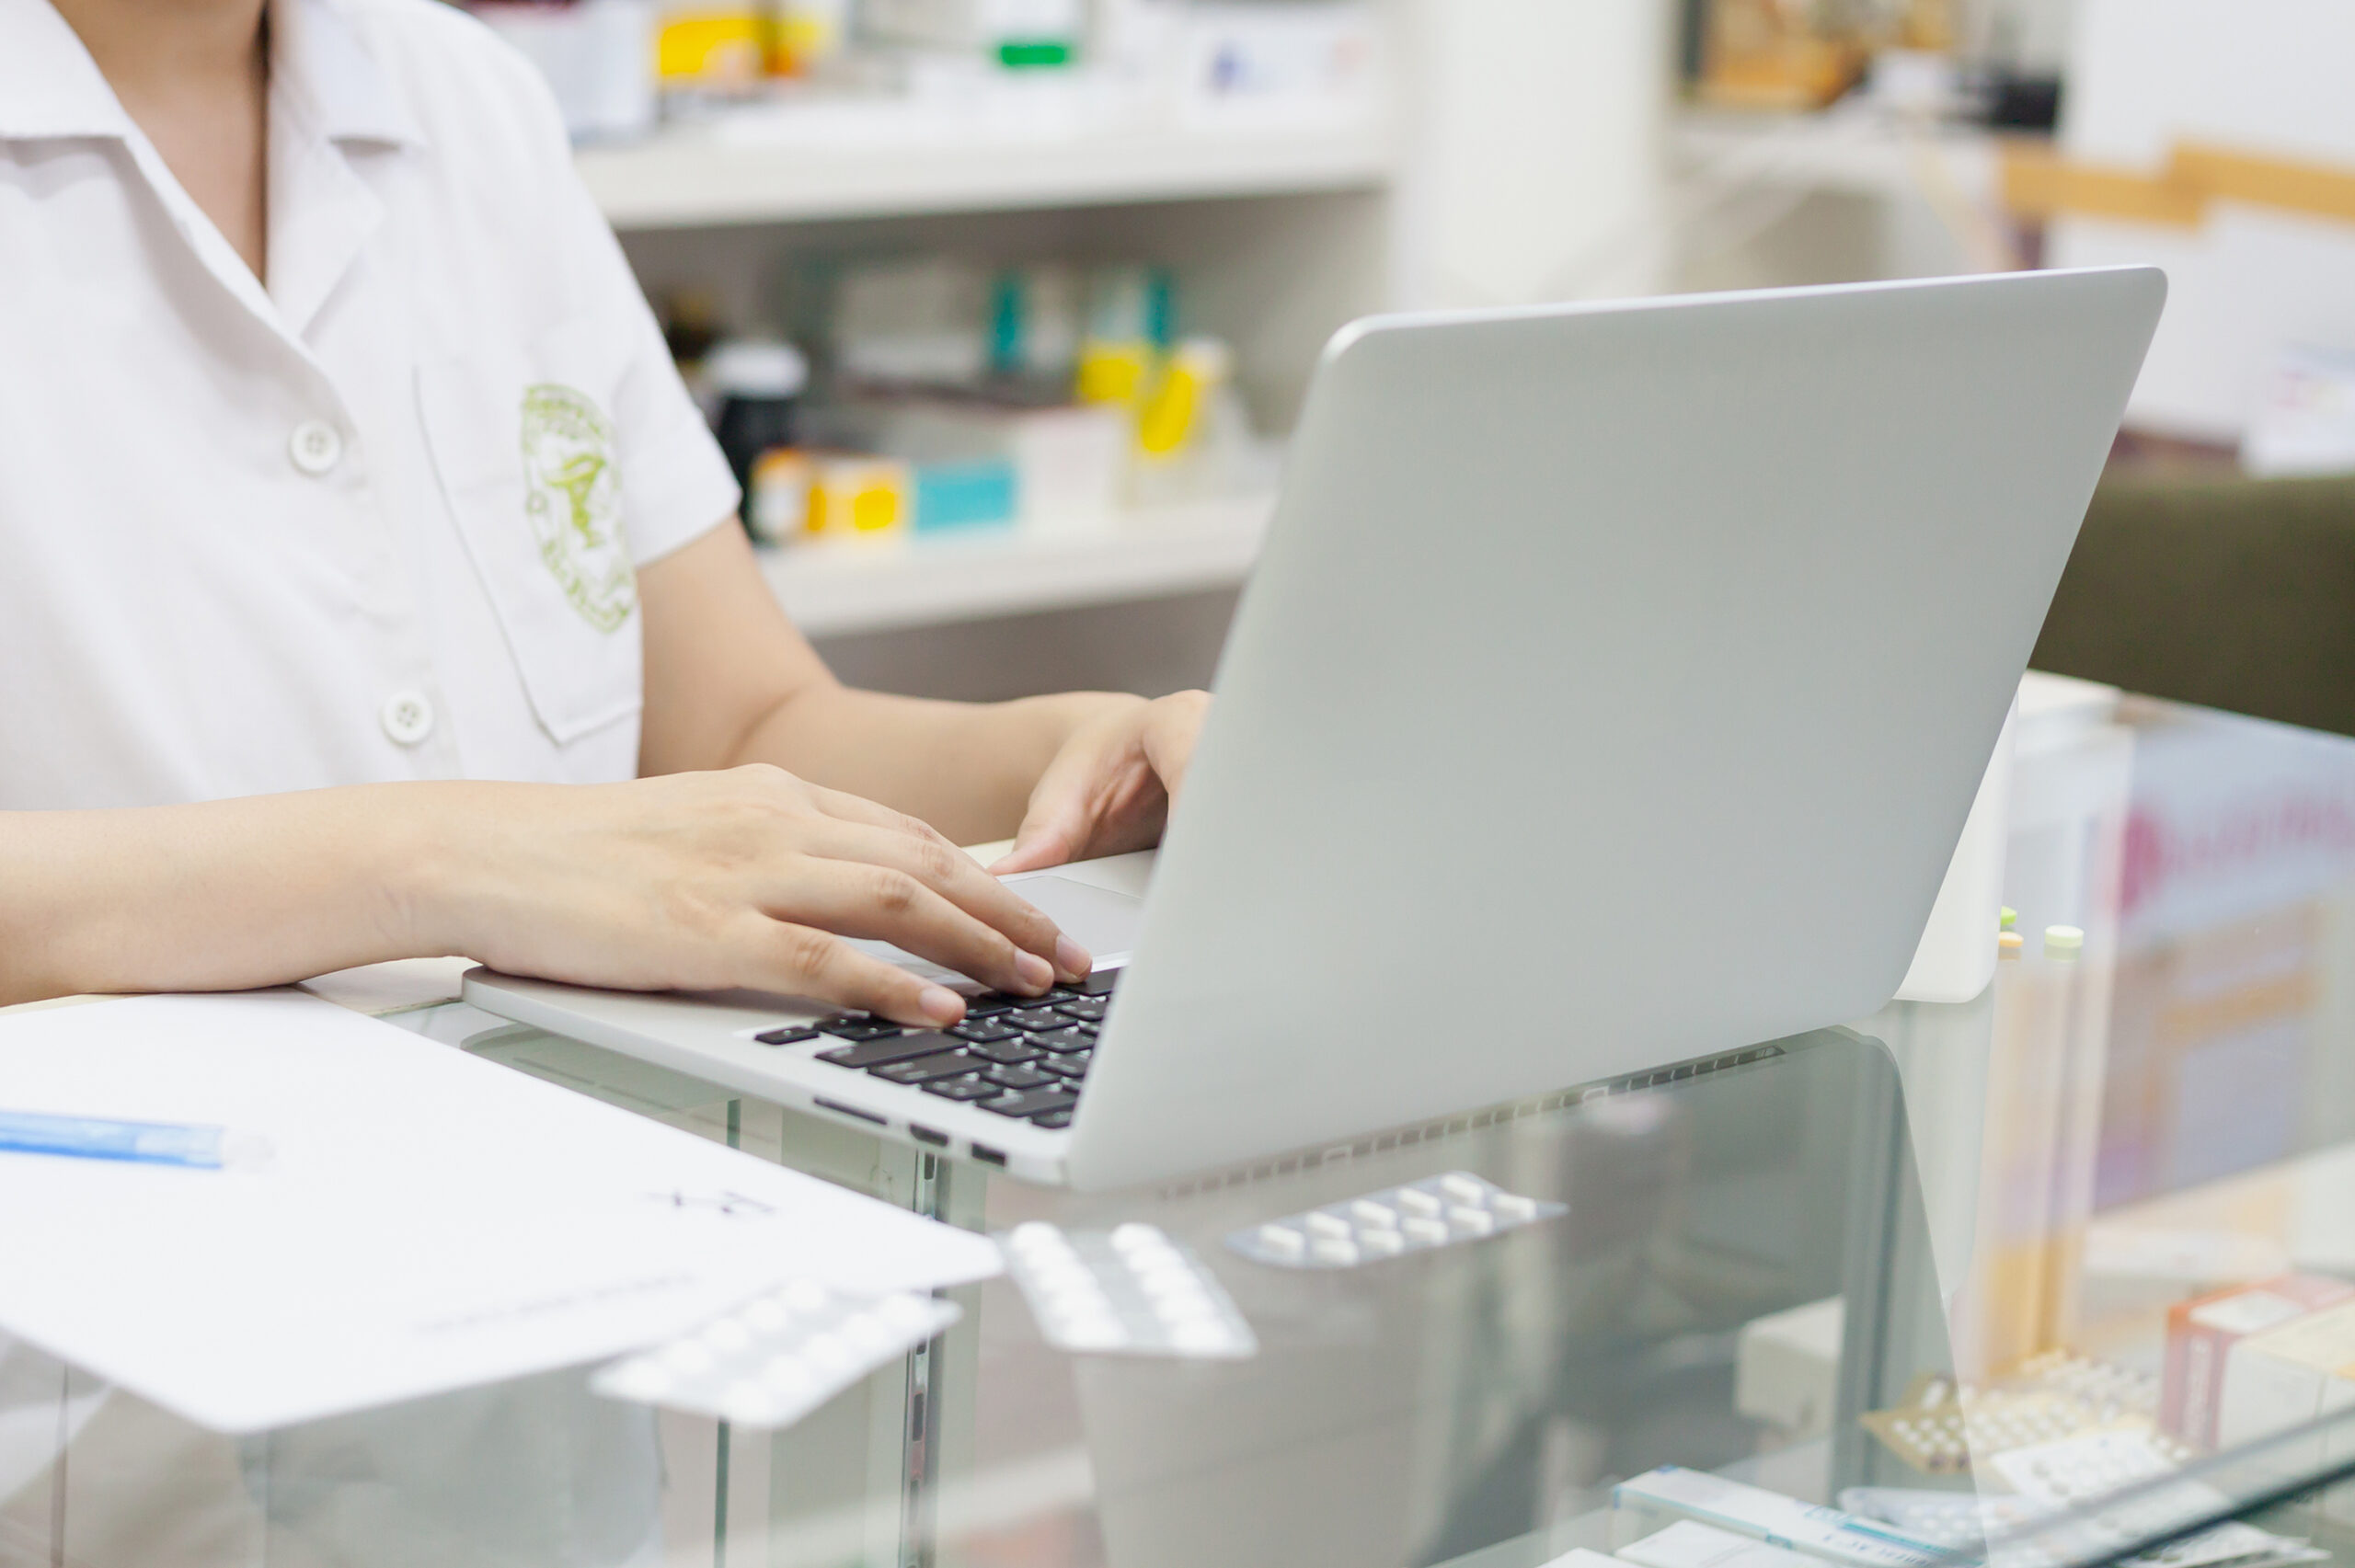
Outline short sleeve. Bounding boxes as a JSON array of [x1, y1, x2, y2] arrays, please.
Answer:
[[519, 86, 741, 567], [370, 0, 742, 567]]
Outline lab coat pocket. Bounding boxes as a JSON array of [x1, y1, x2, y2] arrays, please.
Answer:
[[418, 318, 644, 748]]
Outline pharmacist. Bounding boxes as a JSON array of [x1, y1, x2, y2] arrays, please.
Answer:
[[0, 0, 1206, 1016]]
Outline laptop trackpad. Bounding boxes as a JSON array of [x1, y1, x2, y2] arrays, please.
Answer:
[[1004, 875, 1145, 961], [845, 875, 1145, 978]]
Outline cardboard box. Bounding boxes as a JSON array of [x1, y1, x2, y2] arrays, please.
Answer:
[[2217, 1295, 2355, 1521], [2165, 1274, 2355, 1448]]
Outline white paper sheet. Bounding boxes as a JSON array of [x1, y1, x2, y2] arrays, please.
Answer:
[[0, 992, 1002, 1434]]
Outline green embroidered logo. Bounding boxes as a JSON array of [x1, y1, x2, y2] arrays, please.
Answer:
[[520, 383, 634, 633]]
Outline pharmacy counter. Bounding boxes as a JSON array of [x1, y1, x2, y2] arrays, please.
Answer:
[[12, 692, 2355, 1568]]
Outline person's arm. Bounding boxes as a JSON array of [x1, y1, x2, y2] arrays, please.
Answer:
[[637, 521, 1207, 866], [0, 787, 435, 1004], [0, 772, 1079, 1018]]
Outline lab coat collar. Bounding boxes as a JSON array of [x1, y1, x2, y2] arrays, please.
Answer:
[[0, 1, 135, 139], [267, 0, 419, 335], [276, 0, 427, 152], [0, 0, 423, 151]]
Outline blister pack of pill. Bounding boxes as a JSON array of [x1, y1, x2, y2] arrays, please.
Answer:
[[998, 1221, 1258, 1359], [1226, 1171, 1565, 1269], [1862, 1390, 2073, 1473], [592, 1280, 959, 1429], [1862, 1354, 2167, 1477], [1990, 1426, 2198, 1506]]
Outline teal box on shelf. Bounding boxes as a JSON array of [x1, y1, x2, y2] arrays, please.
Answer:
[[913, 459, 1019, 533]]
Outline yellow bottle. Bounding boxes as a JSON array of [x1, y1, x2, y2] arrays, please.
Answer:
[[1137, 338, 1235, 459]]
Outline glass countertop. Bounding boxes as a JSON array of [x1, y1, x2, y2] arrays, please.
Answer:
[[9, 688, 2355, 1568]]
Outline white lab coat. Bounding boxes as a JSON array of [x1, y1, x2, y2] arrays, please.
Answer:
[[0, 0, 741, 1559], [0, 0, 738, 810]]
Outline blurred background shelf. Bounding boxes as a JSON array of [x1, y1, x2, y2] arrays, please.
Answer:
[[542, 1, 2355, 708], [759, 492, 1273, 639], [579, 113, 1395, 229], [1660, 103, 2027, 294], [1671, 106, 2007, 203]]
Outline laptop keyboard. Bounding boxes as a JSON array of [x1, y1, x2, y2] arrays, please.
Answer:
[[753, 969, 1121, 1132]]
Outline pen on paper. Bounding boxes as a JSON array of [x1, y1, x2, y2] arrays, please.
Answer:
[[0, 1109, 272, 1171]]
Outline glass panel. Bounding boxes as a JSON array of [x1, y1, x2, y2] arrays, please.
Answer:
[[736, 1026, 1959, 1568], [21, 695, 2355, 1567], [1785, 698, 2355, 1568]]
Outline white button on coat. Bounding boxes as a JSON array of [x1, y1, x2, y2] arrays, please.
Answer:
[[287, 419, 342, 476], [379, 690, 436, 747]]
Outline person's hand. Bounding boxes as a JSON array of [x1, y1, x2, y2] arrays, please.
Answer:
[[423, 767, 1089, 1026], [990, 691, 1211, 876]]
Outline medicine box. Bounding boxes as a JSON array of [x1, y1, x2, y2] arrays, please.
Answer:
[[1175, 3, 1382, 132], [830, 395, 1128, 534], [806, 456, 912, 540], [2216, 1294, 2355, 1523], [2164, 1274, 2355, 1448], [861, 0, 1084, 62]]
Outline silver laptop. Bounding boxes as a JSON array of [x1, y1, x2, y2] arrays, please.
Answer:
[[467, 267, 2165, 1192]]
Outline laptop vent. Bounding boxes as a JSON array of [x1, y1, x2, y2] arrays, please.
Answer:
[[1150, 1040, 1788, 1202]]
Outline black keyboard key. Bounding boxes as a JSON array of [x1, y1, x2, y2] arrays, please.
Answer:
[[1004, 1007, 1064, 1031], [979, 1086, 1077, 1120], [1051, 996, 1108, 1022], [815, 1031, 961, 1070], [985, 1063, 1060, 1091], [948, 1018, 1021, 1043], [964, 1038, 1043, 1066], [1054, 969, 1121, 997], [1049, 1049, 1092, 1080], [821, 1019, 902, 1042], [1027, 1026, 1092, 1054], [1033, 1109, 1074, 1130], [872, 1050, 982, 1085], [921, 1073, 999, 1102], [1074, 1020, 1100, 1037], [754, 1025, 821, 1046], [964, 991, 1025, 1015]]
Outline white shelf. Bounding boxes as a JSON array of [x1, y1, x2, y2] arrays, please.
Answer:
[[1671, 106, 2006, 204], [579, 107, 1393, 228], [761, 493, 1274, 639]]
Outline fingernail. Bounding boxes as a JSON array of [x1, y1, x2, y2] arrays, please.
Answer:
[[918, 986, 964, 1024], [1014, 951, 1054, 992], [1055, 934, 1093, 981]]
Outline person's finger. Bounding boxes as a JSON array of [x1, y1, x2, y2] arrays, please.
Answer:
[[990, 741, 1106, 875], [732, 915, 969, 1027], [799, 817, 1086, 982], [987, 815, 1084, 876], [996, 693, 1203, 874], [762, 853, 1060, 997]]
